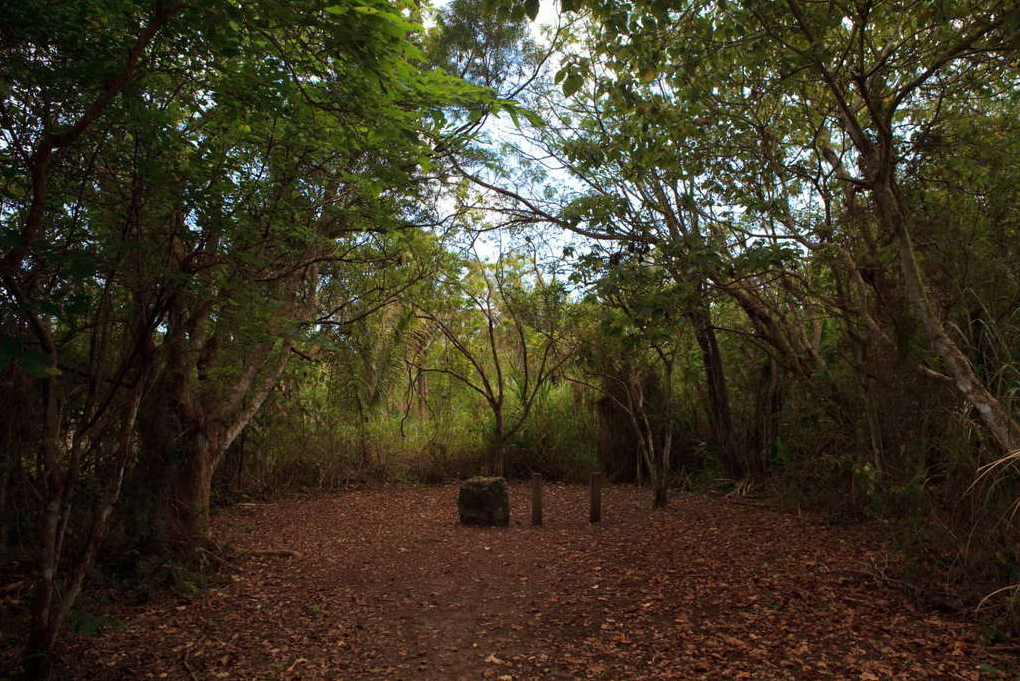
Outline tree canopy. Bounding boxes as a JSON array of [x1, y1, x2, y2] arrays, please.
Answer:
[[3, 0, 1020, 675]]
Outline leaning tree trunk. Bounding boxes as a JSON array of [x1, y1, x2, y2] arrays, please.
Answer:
[[794, 0, 1020, 456], [874, 183, 1020, 454]]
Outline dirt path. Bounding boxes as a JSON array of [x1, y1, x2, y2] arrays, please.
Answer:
[[64, 484, 1016, 679]]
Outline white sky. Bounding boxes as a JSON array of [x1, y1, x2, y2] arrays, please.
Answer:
[[431, 0, 579, 272]]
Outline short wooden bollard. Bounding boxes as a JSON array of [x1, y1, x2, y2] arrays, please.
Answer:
[[589, 472, 603, 524], [531, 473, 543, 526]]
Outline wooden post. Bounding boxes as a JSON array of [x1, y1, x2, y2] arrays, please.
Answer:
[[589, 472, 602, 524], [531, 473, 543, 526]]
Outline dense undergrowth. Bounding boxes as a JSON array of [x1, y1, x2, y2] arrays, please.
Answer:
[[203, 351, 1020, 629]]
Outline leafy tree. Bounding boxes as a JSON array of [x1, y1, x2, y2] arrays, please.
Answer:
[[572, 256, 686, 506], [478, 0, 1020, 591], [554, 0, 1020, 452], [412, 251, 576, 476], [0, 0, 494, 673]]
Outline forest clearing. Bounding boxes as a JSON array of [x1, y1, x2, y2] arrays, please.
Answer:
[[47, 483, 1018, 680], [5, 0, 1020, 677]]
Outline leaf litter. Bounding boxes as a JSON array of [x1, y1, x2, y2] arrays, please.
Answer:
[[63, 483, 1017, 679]]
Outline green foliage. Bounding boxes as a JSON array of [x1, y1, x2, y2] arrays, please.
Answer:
[[67, 609, 123, 637], [5, 0, 1020, 651], [508, 0, 1020, 607], [509, 382, 599, 480], [0, 0, 522, 667]]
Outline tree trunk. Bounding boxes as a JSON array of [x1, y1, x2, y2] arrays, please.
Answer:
[[23, 371, 148, 679], [131, 316, 293, 552], [134, 397, 245, 552], [874, 183, 1020, 454], [355, 397, 371, 472], [654, 361, 675, 509], [166, 434, 217, 545], [416, 371, 428, 419], [595, 371, 641, 482], [488, 408, 507, 477], [652, 478, 669, 508], [690, 301, 742, 479], [22, 497, 61, 680], [750, 358, 783, 478], [487, 437, 507, 478], [652, 418, 671, 508], [133, 356, 224, 550], [627, 372, 671, 508], [0, 448, 10, 556]]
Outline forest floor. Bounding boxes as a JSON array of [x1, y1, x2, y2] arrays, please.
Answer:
[[60, 483, 1019, 680]]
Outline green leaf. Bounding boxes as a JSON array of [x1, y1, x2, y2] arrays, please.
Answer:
[[522, 108, 546, 128], [563, 73, 584, 98]]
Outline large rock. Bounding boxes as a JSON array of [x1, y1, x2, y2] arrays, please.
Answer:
[[458, 477, 510, 526]]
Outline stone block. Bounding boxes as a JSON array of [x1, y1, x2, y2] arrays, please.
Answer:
[[458, 476, 510, 526]]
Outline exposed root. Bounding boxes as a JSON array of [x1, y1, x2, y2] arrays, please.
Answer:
[[217, 540, 302, 560]]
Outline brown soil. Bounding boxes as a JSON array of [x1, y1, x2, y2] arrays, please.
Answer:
[[60, 483, 1017, 679]]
